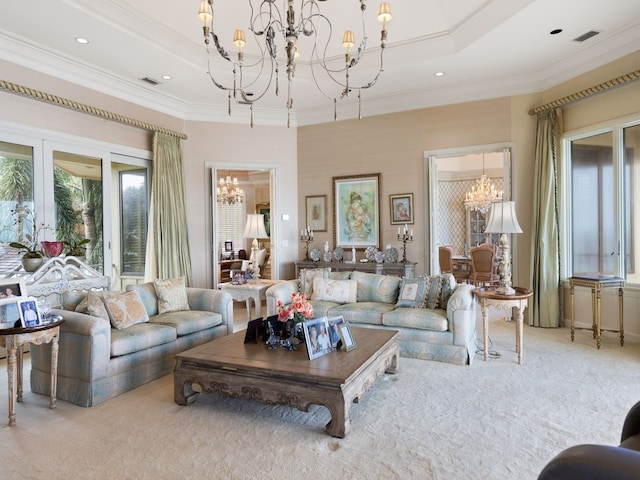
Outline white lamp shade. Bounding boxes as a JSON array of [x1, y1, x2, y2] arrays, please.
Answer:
[[243, 214, 268, 239], [485, 201, 522, 234]]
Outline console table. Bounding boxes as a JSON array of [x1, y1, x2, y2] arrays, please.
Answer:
[[473, 286, 532, 364], [569, 275, 625, 349], [0, 319, 64, 426], [294, 261, 416, 278]]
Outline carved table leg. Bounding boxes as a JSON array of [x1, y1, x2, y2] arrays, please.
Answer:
[[324, 393, 349, 438], [7, 346, 17, 426], [174, 373, 199, 406], [50, 334, 59, 409], [17, 347, 23, 403]]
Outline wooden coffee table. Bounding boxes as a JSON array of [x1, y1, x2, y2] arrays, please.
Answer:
[[174, 327, 399, 437]]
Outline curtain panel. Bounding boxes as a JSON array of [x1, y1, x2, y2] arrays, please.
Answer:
[[152, 133, 193, 285], [529, 109, 562, 327]]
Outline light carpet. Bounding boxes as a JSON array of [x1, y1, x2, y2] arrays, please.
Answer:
[[1, 313, 639, 480]]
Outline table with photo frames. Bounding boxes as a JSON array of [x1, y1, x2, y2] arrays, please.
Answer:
[[0, 317, 64, 426]]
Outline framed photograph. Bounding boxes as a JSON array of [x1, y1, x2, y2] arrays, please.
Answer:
[[224, 241, 233, 252], [333, 173, 381, 249], [390, 193, 414, 225], [231, 270, 246, 285], [18, 297, 41, 328], [303, 317, 333, 360], [305, 195, 328, 232], [327, 315, 345, 348], [0, 279, 26, 306], [338, 323, 357, 351], [255, 203, 271, 237]]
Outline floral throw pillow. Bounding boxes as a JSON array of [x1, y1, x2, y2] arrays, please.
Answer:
[[395, 277, 426, 308], [153, 276, 190, 314], [299, 268, 331, 298], [311, 278, 357, 304], [101, 290, 150, 330]]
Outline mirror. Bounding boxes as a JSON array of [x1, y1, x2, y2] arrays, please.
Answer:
[[212, 168, 274, 286], [425, 146, 512, 274]]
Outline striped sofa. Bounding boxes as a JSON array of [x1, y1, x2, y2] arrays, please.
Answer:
[[266, 271, 477, 366], [30, 283, 233, 407]]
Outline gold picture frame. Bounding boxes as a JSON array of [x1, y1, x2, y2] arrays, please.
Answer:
[[305, 195, 328, 232], [333, 173, 381, 249]]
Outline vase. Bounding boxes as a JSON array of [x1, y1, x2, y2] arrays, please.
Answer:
[[21, 256, 44, 272], [41, 241, 64, 257]]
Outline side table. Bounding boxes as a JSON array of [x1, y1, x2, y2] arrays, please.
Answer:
[[0, 318, 64, 426], [569, 275, 624, 349], [473, 287, 533, 364], [219, 280, 281, 321]]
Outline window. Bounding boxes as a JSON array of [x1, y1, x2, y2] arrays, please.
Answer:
[[217, 202, 246, 257], [567, 121, 640, 283], [120, 169, 148, 275]]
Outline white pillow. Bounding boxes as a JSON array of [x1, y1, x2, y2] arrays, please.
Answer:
[[299, 268, 331, 297], [311, 278, 357, 304]]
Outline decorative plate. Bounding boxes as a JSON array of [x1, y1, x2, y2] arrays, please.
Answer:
[[384, 247, 399, 263], [323, 251, 333, 263], [333, 247, 344, 261], [310, 248, 321, 262], [365, 246, 377, 261], [374, 251, 385, 263]]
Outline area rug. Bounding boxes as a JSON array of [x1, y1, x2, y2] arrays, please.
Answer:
[[1, 314, 639, 480]]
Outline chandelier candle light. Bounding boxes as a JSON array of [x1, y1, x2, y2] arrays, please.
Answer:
[[217, 174, 244, 204], [197, 0, 392, 127], [484, 201, 523, 295], [464, 156, 503, 214]]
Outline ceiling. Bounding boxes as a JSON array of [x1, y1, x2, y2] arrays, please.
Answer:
[[1, 0, 640, 127]]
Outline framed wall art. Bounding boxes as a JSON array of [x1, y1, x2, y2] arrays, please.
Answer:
[[255, 203, 271, 237], [333, 173, 380, 249], [390, 193, 414, 225], [305, 195, 328, 232]]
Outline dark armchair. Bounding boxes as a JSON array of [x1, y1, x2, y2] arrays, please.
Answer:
[[538, 400, 640, 480]]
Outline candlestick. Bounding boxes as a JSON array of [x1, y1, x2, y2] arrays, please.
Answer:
[[300, 228, 313, 260], [397, 230, 413, 263]]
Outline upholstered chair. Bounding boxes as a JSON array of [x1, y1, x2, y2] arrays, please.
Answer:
[[469, 244, 499, 286], [439, 246, 470, 284]]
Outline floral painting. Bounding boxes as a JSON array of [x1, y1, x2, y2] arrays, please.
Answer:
[[333, 173, 380, 248]]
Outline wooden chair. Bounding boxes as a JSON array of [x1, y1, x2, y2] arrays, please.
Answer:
[[439, 246, 470, 283], [469, 244, 499, 287]]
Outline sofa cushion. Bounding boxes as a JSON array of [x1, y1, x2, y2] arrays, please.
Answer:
[[75, 291, 110, 322], [110, 322, 177, 357], [395, 277, 426, 308], [329, 271, 352, 281], [126, 283, 159, 317], [382, 307, 449, 332], [350, 271, 401, 304], [153, 276, 190, 314], [101, 290, 150, 330], [299, 268, 331, 297], [151, 310, 223, 336], [328, 302, 396, 325], [311, 278, 357, 304], [309, 300, 340, 318], [422, 274, 456, 310]]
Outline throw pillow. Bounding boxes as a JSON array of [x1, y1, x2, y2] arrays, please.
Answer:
[[153, 276, 190, 314], [311, 278, 357, 304], [395, 277, 426, 308], [299, 268, 331, 298], [86, 291, 110, 321], [422, 275, 444, 309], [101, 290, 150, 330]]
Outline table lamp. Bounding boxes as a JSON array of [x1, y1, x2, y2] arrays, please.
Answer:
[[484, 200, 522, 295], [243, 214, 268, 258]]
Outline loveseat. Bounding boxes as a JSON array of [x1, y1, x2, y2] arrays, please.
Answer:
[[266, 269, 476, 365], [30, 279, 233, 407]]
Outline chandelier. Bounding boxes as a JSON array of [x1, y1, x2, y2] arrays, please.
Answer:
[[197, 0, 392, 127], [464, 157, 503, 215], [217, 175, 244, 204]]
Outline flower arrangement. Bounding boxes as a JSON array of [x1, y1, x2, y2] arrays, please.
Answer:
[[276, 291, 314, 324], [9, 207, 51, 258]]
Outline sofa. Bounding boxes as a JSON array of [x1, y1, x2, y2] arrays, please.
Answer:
[[266, 269, 477, 365], [30, 280, 233, 407], [538, 399, 640, 479]]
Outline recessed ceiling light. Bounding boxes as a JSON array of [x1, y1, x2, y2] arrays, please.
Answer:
[[550, 29, 563, 35], [161, 75, 172, 80], [434, 71, 445, 77], [75, 37, 89, 44]]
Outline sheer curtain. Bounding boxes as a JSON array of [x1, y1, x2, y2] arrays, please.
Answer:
[[529, 109, 562, 327], [151, 132, 193, 284]]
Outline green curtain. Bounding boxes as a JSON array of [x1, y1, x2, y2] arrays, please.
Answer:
[[529, 109, 562, 327], [152, 132, 193, 285]]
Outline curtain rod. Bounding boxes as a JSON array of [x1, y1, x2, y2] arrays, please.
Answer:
[[528, 68, 640, 116], [0, 78, 187, 140]]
